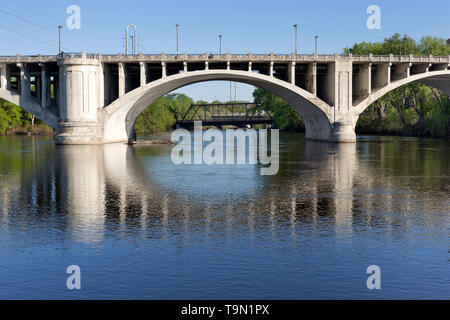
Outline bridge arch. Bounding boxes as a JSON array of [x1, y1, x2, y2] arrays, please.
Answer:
[[0, 88, 58, 129], [102, 70, 334, 143], [355, 70, 450, 115]]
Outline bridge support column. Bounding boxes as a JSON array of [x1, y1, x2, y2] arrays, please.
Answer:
[[0, 63, 6, 89], [330, 59, 356, 143], [392, 63, 411, 81], [140, 62, 146, 87], [331, 119, 357, 143], [307, 62, 317, 95], [161, 62, 166, 78], [290, 62, 296, 85], [17, 63, 30, 99], [373, 63, 391, 89], [353, 63, 371, 100], [39, 63, 47, 108], [118, 62, 125, 97], [55, 56, 102, 145]]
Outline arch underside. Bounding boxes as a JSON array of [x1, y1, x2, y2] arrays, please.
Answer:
[[355, 71, 450, 115], [103, 70, 333, 142], [0, 88, 58, 129]]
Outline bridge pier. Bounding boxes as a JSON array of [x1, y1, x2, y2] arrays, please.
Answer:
[[330, 120, 357, 143], [55, 55, 103, 145], [0, 63, 7, 89]]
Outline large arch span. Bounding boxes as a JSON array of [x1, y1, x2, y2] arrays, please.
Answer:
[[355, 70, 450, 115], [102, 70, 335, 143]]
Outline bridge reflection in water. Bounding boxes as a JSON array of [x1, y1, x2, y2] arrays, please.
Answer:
[[0, 134, 447, 247]]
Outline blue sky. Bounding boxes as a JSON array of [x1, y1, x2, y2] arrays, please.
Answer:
[[0, 0, 449, 101]]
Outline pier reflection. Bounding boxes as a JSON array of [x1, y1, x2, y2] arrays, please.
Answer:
[[0, 135, 448, 245]]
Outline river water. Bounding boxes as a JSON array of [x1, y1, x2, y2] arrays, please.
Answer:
[[0, 133, 448, 299]]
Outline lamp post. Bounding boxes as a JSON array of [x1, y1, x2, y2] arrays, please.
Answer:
[[315, 35, 319, 56], [130, 36, 135, 55], [125, 24, 137, 55], [219, 35, 222, 54], [176, 24, 180, 55], [293, 24, 298, 55], [58, 25, 63, 54]]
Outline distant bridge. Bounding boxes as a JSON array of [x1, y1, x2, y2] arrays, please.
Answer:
[[176, 102, 273, 129]]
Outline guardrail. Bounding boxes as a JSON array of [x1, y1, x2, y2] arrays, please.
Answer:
[[1, 53, 449, 64]]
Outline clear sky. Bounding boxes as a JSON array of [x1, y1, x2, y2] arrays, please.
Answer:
[[1, 0, 449, 101]]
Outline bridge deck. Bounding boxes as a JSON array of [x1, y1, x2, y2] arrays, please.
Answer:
[[1, 53, 449, 64]]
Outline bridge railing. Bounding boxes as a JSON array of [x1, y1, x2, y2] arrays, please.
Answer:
[[351, 54, 450, 63], [1, 53, 449, 64]]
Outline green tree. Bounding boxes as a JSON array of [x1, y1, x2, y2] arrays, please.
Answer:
[[134, 93, 194, 134], [253, 88, 304, 131], [0, 98, 25, 134], [348, 34, 450, 137]]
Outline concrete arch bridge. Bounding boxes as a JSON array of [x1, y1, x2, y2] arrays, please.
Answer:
[[0, 52, 449, 144]]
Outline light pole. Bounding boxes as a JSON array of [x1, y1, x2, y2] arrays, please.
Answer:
[[126, 24, 137, 56], [58, 25, 63, 54], [176, 24, 180, 55], [293, 24, 298, 55], [219, 35, 222, 54], [315, 35, 319, 56], [404, 37, 408, 54], [130, 36, 135, 55]]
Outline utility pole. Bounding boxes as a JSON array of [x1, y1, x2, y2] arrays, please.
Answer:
[[219, 35, 222, 54], [230, 81, 232, 102], [176, 24, 180, 55], [315, 35, 319, 56], [404, 36, 408, 55], [58, 25, 63, 54], [293, 24, 298, 55]]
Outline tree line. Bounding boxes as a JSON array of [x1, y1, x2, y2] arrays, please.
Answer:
[[346, 34, 450, 137]]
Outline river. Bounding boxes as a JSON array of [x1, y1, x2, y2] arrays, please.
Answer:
[[0, 133, 448, 299]]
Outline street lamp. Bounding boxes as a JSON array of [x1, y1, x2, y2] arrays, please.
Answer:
[[403, 36, 408, 55], [58, 25, 63, 54], [315, 35, 319, 56], [176, 24, 180, 55], [293, 24, 298, 55], [219, 35, 222, 54]]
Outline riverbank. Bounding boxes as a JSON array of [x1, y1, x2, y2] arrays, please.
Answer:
[[356, 115, 450, 138], [3, 124, 54, 137]]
